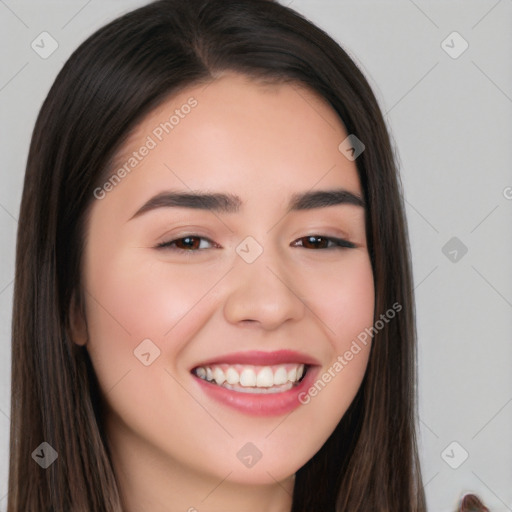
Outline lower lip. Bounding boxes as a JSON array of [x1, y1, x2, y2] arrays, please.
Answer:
[[191, 366, 319, 417]]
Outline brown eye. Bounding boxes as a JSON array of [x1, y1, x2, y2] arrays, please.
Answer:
[[293, 235, 356, 250], [157, 235, 216, 251]]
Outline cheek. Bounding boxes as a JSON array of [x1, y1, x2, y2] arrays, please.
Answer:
[[83, 246, 223, 349], [274, 254, 374, 454], [81, 243, 235, 424], [304, 253, 375, 350]]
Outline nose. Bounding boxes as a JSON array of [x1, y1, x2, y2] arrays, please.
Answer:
[[222, 244, 306, 330]]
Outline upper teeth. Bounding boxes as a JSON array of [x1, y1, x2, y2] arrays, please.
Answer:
[[194, 363, 305, 388]]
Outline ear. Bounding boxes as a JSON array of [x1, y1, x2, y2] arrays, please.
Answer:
[[68, 289, 88, 346]]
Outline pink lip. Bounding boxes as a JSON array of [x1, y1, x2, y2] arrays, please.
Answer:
[[190, 350, 321, 417], [191, 349, 320, 368]]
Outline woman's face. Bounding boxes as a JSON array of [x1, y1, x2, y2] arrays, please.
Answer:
[[76, 72, 374, 498]]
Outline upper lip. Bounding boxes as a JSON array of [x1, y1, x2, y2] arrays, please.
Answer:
[[191, 350, 320, 369]]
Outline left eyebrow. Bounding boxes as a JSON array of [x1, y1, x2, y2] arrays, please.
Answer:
[[289, 189, 365, 210], [128, 188, 365, 220]]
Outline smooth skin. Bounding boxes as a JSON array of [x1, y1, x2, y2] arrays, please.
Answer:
[[71, 72, 375, 512]]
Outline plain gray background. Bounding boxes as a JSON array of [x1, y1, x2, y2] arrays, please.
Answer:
[[0, 1, 511, 511]]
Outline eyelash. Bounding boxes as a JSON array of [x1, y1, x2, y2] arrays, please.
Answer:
[[156, 234, 356, 253]]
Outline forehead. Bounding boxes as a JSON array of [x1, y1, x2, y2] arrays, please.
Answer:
[[99, 71, 362, 213]]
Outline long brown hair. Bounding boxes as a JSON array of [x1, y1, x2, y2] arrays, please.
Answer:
[[10, 0, 427, 510]]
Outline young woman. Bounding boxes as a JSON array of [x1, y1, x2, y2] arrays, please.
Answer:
[[8, 0, 489, 510]]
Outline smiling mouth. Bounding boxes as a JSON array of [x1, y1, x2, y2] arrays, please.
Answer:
[[191, 363, 308, 394]]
